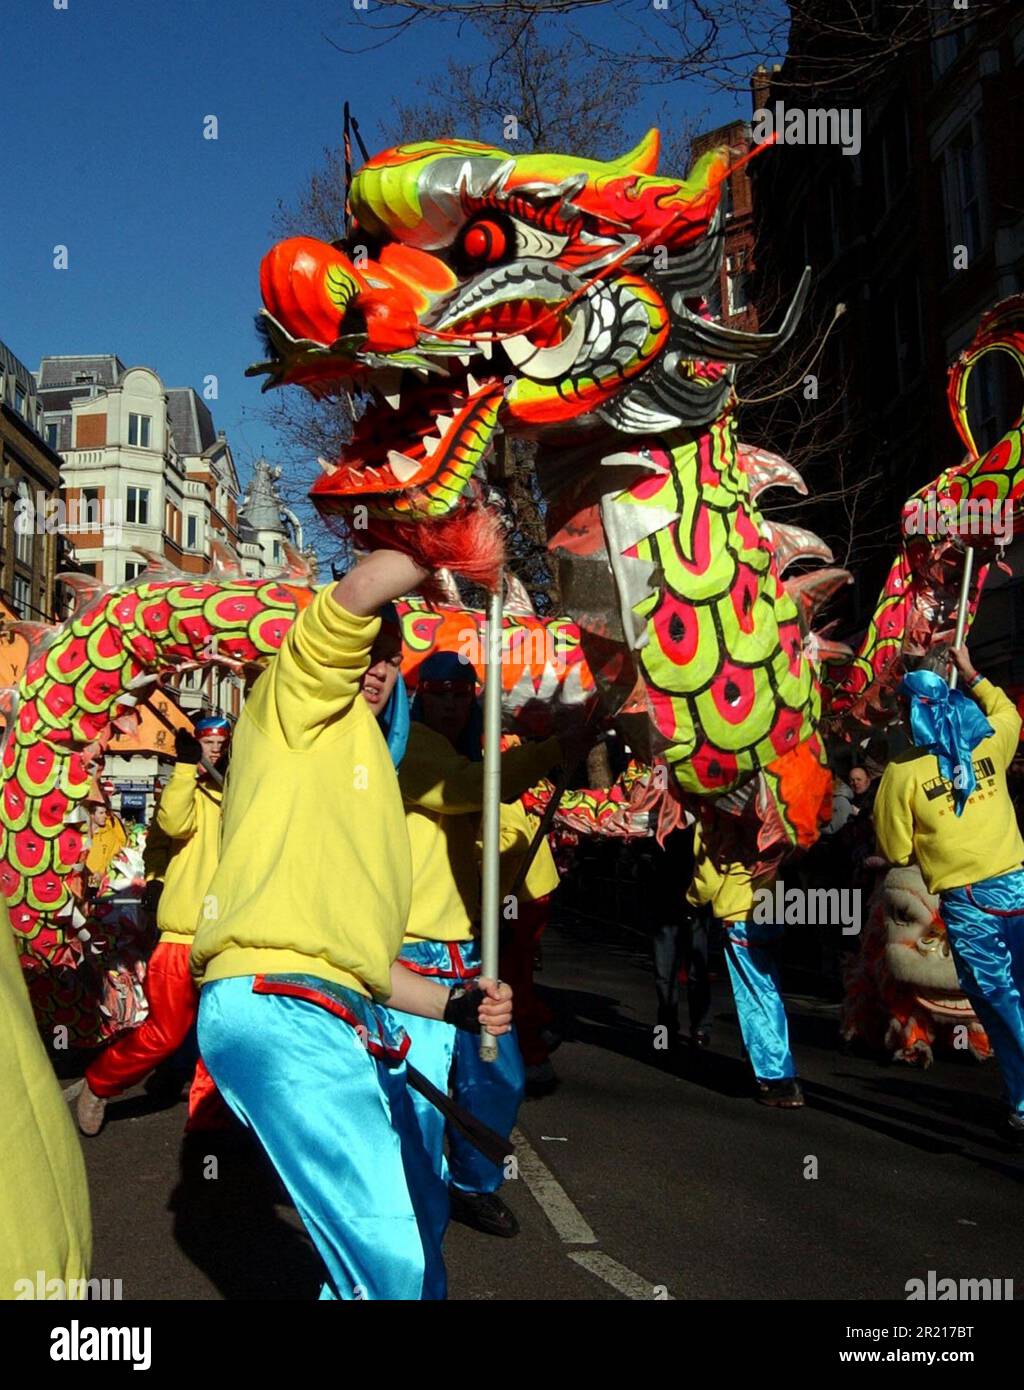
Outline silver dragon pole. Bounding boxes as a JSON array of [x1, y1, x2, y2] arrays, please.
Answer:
[[948, 545, 975, 691], [478, 568, 504, 1062]]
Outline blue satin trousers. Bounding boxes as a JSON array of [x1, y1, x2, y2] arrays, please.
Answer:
[[197, 975, 448, 1300], [390, 939, 524, 1196], [941, 867, 1024, 1115], [724, 920, 797, 1082]]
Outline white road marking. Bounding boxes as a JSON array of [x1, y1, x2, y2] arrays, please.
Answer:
[[511, 1127, 596, 1245], [569, 1250, 676, 1301], [511, 1126, 675, 1299]]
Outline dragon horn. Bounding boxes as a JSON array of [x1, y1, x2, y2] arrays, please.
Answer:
[[132, 548, 187, 580], [737, 443, 808, 499], [783, 568, 851, 626], [56, 571, 106, 610], [277, 541, 314, 581], [760, 520, 834, 574]]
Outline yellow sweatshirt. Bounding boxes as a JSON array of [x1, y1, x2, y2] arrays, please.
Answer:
[[497, 800, 560, 903], [0, 899, 91, 1298], [190, 587, 411, 999], [85, 814, 128, 878], [398, 722, 562, 942], [153, 763, 223, 945], [686, 825, 755, 922], [874, 677, 1024, 894]]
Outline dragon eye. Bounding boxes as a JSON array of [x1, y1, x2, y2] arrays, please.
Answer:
[[459, 218, 509, 265]]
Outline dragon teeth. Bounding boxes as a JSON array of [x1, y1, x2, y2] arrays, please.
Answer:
[[433, 414, 455, 434], [317, 456, 338, 475], [456, 353, 472, 366], [478, 340, 493, 360], [421, 436, 442, 457], [387, 451, 420, 482], [465, 374, 482, 395]]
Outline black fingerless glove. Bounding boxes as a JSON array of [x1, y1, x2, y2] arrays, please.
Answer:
[[175, 730, 203, 764], [443, 985, 482, 1033], [141, 881, 163, 914]]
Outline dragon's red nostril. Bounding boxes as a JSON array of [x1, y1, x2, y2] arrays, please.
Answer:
[[353, 290, 419, 353]]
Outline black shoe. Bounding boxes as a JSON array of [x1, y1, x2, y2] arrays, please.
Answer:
[[756, 1078, 805, 1109], [144, 1065, 186, 1108], [689, 1029, 711, 1051], [524, 1060, 558, 1097], [1003, 1112, 1024, 1148], [449, 1188, 520, 1238]]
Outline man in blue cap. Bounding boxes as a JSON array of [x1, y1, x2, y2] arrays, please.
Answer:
[[874, 646, 1024, 1142]]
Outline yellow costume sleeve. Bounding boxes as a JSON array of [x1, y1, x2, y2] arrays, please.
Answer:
[[400, 727, 561, 816], [973, 678, 1022, 771], [156, 764, 200, 839]]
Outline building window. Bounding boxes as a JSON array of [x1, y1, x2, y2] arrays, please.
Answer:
[[720, 177, 734, 220], [128, 413, 152, 448], [273, 539, 282, 563], [726, 254, 750, 315], [186, 514, 199, 550], [14, 482, 34, 565], [12, 575, 31, 617], [126, 487, 150, 525], [931, 17, 973, 78], [44, 421, 60, 450], [125, 561, 144, 582], [965, 355, 1004, 458], [14, 383, 26, 417], [942, 122, 984, 265], [882, 105, 910, 209], [894, 273, 922, 393]]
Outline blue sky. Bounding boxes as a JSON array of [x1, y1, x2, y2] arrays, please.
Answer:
[[2, 0, 766, 506]]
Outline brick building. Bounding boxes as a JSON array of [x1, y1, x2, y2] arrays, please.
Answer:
[[691, 119, 759, 331], [0, 338, 65, 621]]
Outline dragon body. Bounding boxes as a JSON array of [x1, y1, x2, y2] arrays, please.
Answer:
[[826, 296, 1024, 727]]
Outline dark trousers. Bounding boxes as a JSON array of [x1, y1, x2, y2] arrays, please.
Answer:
[[652, 907, 713, 1036]]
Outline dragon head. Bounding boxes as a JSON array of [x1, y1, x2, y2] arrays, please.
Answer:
[[249, 130, 807, 525]]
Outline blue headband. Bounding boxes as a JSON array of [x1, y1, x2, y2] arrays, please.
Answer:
[[899, 669, 993, 815], [194, 714, 230, 734]]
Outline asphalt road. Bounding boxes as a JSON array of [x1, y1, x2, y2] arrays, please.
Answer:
[[70, 923, 1023, 1302]]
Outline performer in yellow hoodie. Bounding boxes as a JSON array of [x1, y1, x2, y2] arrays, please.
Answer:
[[0, 897, 91, 1299], [874, 646, 1024, 1142], [688, 822, 803, 1108], [191, 552, 512, 1301], [384, 650, 570, 1240], [76, 716, 230, 1136]]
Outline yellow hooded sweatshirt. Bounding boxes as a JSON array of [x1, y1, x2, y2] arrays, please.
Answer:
[[153, 764, 223, 945], [84, 813, 128, 878], [0, 899, 91, 1298], [686, 824, 755, 923], [190, 587, 411, 999], [874, 677, 1024, 895], [497, 799, 561, 903], [398, 722, 562, 943]]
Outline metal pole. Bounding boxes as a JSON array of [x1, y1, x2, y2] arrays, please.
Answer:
[[948, 545, 976, 691], [478, 568, 504, 1062]]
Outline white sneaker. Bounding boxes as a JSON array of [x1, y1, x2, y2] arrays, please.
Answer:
[[76, 1083, 107, 1137]]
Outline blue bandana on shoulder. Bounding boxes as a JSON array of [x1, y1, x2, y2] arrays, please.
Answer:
[[900, 669, 994, 815], [379, 678, 411, 768]]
